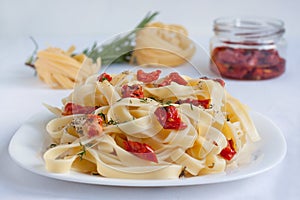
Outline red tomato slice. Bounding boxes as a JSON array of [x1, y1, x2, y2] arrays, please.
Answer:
[[97, 73, 112, 82], [62, 103, 96, 115], [176, 98, 211, 109], [121, 84, 144, 98], [220, 139, 236, 161], [123, 140, 158, 163], [200, 76, 225, 87], [158, 72, 188, 87], [137, 69, 161, 83], [85, 114, 103, 138], [154, 105, 187, 130]]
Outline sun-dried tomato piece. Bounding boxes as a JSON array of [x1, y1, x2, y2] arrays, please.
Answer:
[[62, 103, 96, 115], [200, 76, 225, 87], [220, 139, 236, 161], [123, 140, 158, 163], [158, 72, 188, 87], [97, 73, 112, 82], [86, 114, 103, 125], [85, 114, 103, 138], [176, 98, 211, 109], [154, 105, 187, 130], [137, 69, 161, 83], [121, 84, 144, 98]]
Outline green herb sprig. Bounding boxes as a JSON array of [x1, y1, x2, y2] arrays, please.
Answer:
[[98, 112, 106, 121], [77, 142, 86, 160], [107, 119, 118, 125], [82, 11, 159, 65]]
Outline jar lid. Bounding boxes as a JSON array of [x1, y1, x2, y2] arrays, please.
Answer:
[[213, 17, 285, 42]]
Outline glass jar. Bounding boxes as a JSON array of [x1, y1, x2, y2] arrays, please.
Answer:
[[210, 17, 286, 80]]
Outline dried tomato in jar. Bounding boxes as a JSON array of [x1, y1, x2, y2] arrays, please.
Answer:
[[210, 17, 286, 80]]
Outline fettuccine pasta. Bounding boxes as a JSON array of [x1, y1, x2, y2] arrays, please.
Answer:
[[131, 22, 196, 67], [34, 46, 101, 89], [43, 69, 260, 179]]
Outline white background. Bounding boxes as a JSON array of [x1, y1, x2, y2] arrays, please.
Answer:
[[1, 0, 300, 200], [1, 0, 300, 38]]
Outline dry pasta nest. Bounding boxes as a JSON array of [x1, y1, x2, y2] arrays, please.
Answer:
[[131, 22, 196, 67], [34, 46, 101, 89]]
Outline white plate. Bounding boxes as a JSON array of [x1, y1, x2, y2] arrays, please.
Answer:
[[8, 111, 286, 187]]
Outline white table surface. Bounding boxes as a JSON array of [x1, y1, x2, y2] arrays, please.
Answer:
[[0, 35, 299, 200]]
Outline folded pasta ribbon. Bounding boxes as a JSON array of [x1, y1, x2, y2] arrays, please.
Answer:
[[34, 46, 101, 89], [131, 22, 196, 67]]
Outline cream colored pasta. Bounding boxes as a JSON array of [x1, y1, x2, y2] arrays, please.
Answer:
[[34, 46, 101, 89], [43, 70, 260, 179], [131, 22, 196, 67]]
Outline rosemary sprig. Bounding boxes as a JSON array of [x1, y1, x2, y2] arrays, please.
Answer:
[[83, 11, 159, 65]]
